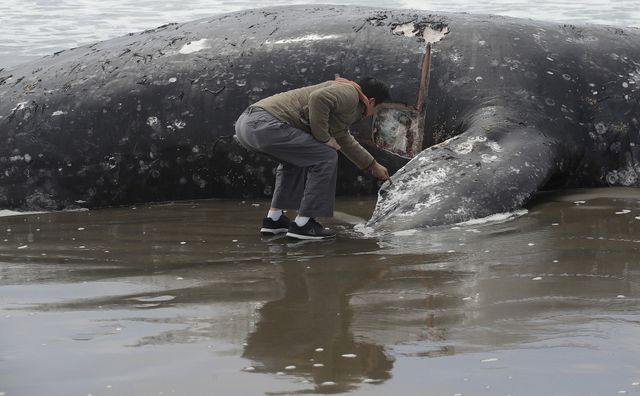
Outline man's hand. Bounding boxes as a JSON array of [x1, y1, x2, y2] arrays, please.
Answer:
[[325, 137, 341, 151], [369, 161, 390, 181]]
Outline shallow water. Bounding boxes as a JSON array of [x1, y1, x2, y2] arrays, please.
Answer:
[[1, 188, 639, 395], [1, 0, 639, 69]]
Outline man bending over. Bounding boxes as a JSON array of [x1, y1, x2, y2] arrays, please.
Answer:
[[235, 77, 390, 240]]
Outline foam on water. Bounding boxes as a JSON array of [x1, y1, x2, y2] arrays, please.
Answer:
[[0, 209, 46, 218], [457, 209, 528, 226]]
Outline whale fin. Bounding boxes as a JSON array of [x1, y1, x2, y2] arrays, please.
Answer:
[[367, 114, 568, 231]]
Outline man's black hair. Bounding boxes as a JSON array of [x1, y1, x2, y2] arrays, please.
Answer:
[[358, 77, 391, 104]]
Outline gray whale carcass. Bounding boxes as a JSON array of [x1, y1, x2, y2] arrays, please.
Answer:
[[1, 6, 639, 225]]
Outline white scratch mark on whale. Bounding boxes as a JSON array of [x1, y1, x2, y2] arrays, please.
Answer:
[[179, 39, 210, 54], [268, 34, 341, 44], [11, 101, 29, 111]]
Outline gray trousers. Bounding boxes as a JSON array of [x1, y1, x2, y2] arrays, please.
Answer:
[[234, 107, 337, 218]]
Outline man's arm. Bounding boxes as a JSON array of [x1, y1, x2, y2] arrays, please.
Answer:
[[336, 133, 373, 169], [336, 134, 389, 180]]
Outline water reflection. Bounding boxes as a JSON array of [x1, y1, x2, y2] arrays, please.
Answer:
[[242, 260, 394, 392], [1, 191, 639, 395]]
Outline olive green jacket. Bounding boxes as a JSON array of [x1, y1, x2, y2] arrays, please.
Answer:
[[254, 81, 375, 170]]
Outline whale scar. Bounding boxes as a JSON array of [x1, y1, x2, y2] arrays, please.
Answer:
[[371, 43, 432, 158]]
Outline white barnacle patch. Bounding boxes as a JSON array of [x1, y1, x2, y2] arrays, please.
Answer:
[[408, 194, 443, 216], [51, 110, 67, 116], [595, 122, 607, 135], [268, 34, 341, 45], [147, 116, 160, 127], [449, 50, 463, 63], [481, 154, 499, 163], [392, 23, 417, 37], [228, 153, 243, 164], [375, 165, 448, 220], [454, 141, 474, 154], [422, 26, 449, 43], [606, 167, 638, 186], [628, 70, 640, 88], [453, 136, 486, 154], [173, 120, 186, 129], [179, 39, 210, 54], [502, 57, 523, 71], [392, 23, 449, 44]]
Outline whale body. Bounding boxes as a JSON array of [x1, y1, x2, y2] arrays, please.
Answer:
[[1, 6, 639, 230]]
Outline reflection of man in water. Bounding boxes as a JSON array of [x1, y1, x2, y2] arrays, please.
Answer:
[[242, 261, 393, 390], [235, 77, 391, 240]]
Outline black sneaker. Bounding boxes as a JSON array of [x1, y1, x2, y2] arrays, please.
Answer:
[[286, 218, 336, 240], [260, 214, 291, 235]]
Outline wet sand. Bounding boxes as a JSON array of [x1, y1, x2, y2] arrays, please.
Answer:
[[1, 188, 640, 395]]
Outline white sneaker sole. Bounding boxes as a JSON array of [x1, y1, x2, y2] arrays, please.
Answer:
[[285, 232, 336, 240], [260, 228, 288, 235]]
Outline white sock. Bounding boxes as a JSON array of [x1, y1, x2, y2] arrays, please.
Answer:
[[295, 216, 310, 227], [267, 209, 282, 221]]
